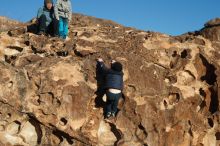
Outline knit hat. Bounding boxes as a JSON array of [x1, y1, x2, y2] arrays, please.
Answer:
[[111, 62, 123, 72], [44, 0, 52, 4]]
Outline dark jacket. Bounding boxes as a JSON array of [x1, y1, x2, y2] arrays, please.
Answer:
[[97, 61, 123, 90]]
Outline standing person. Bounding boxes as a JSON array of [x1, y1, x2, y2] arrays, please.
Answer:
[[54, 0, 72, 39], [97, 58, 124, 119], [37, 0, 59, 36]]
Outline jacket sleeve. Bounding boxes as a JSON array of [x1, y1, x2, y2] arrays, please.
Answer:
[[37, 8, 43, 19], [54, 0, 60, 20], [97, 61, 109, 74], [68, 1, 72, 22]]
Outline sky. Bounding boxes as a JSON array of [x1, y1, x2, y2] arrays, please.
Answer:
[[0, 0, 219, 36]]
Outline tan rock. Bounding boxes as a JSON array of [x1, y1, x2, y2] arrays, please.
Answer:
[[19, 121, 38, 145], [6, 122, 20, 135], [98, 120, 117, 146], [0, 14, 219, 146]]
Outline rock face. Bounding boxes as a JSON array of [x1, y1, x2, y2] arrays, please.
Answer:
[[0, 16, 22, 32], [200, 18, 220, 41], [0, 14, 220, 146]]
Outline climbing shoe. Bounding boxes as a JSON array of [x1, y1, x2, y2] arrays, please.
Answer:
[[37, 31, 45, 35], [111, 112, 115, 117], [106, 112, 111, 119]]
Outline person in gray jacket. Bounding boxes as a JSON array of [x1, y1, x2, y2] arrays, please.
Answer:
[[54, 0, 72, 39], [37, 0, 59, 36]]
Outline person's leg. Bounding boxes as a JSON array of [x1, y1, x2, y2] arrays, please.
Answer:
[[38, 14, 47, 34], [105, 99, 112, 118], [63, 18, 69, 39], [46, 22, 53, 36], [105, 91, 115, 118], [59, 17, 64, 38], [52, 18, 59, 37], [111, 93, 121, 117]]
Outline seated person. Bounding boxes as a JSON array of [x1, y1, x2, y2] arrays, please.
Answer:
[[37, 0, 58, 36]]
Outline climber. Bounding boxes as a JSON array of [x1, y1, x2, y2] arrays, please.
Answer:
[[54, 0, 72, 39], [96, 58, 123, 119], [36, 0, 59, 36]]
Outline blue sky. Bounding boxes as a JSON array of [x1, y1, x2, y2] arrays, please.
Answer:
[[0, 0, 219, 35]]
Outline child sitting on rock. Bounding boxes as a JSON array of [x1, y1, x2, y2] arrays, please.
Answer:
[[54, 0, 72, 39], [97, 58, 124, 119], [37, 0, 59, 36]]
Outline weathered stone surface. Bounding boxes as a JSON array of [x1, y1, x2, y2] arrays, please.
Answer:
[[19, 121, 38, 145], [0, 14, 220, 146], [200, 18, 220, 41], [98, 120, 117, 145], [204, 18, 220, 27], [0, 16, 22, 33]]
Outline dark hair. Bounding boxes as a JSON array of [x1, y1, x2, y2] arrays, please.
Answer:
[[44, 0, 53, 5], [111, 62, 123, 72]]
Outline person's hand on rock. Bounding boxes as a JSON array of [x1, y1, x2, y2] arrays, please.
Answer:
[[111, 60, 116, 64]]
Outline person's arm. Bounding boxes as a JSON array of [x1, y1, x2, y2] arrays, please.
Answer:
[[54, 0, 60, 20], [68, 1, 72, 22], [37, 8, 43, 19], [97, 59, 109, 74]]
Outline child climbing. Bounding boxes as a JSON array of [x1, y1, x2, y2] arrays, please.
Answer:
[[54, 0, 72, 39], [96, 58, 124, 119], [37, 0, 59, 36]]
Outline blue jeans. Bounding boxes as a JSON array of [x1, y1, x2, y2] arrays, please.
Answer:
[[105, 91, 121, 115], [59, 17, 68, 39]]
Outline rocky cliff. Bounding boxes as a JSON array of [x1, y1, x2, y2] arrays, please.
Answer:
[[0, 14, 220, 146], [0, 16, 23, 32]]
